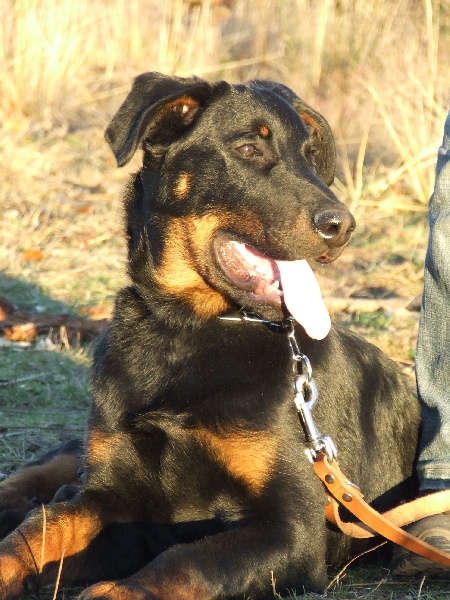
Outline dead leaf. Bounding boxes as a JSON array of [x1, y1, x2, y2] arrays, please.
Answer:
[[21, 249, 45, 262], [4, 322, 38, 342]]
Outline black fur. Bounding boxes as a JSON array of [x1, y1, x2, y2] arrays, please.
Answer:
[[0, 73, 419, 599]]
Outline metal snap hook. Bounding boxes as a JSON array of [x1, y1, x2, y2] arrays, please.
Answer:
[[294, 374, 318, 411]]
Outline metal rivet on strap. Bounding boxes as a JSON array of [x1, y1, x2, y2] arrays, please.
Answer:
[[325, 474, 335, 484], [342, 493, 353, 502]]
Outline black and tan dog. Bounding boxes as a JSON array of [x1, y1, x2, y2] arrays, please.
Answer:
[[0, 73, 420, 599]]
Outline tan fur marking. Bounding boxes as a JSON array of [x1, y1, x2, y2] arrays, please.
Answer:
[[194, 429, 278, 494], [0, 555, 29, 592], [154, 215, 232, 319], [299, 112, 323, 138], [187, 211, 264, 254], [86, 571, 210, 600], [0, 507, 103, 583], [155, 211, 265, 319], [188, 214, 224, 256], [259, 124, 270, 138], [80, 582, 147, 600], [38, 509, 102, 563], [86, 430, 126, 467], [174, 172, 192, 201]]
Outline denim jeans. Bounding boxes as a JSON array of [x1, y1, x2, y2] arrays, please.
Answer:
[[415, 111, 450, 491]]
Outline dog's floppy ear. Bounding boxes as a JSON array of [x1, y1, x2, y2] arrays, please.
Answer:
[[105, 72, 228, 167], [250, 81, 336, 186]]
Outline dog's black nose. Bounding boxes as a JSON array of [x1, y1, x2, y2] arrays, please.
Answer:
[[313, 209, 356, 248]]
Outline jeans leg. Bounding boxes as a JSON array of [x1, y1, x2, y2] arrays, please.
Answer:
[[415, 111, 450, 491]]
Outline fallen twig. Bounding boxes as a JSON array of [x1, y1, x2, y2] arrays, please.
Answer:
[[0, 373, 47, 386], [52, 548, 66, 600], [326, 541, 387, 591], [324, 295, 420, 315], [0, 296, 110, 344]]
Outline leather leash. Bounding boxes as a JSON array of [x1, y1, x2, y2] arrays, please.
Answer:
[[283, 317, 450, 568], [324, 483, 450, 539], [314, 452, 450, 568]]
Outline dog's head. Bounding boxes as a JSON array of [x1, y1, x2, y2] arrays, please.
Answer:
[[106, 73, 355, 335]]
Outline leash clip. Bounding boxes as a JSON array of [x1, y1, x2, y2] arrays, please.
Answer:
[[287, 318, 337, 464], [294, 374, 337, 464]]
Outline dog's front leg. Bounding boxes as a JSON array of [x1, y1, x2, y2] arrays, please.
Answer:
[[0, 490, 114, 599], [80, 519, 328, 600]]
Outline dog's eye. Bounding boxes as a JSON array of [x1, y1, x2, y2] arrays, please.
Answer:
[[236, 144, 262, 158]]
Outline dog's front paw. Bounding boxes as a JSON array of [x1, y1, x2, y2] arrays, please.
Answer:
[[79, 581, 150, 600], [0, 554, 37, 600]]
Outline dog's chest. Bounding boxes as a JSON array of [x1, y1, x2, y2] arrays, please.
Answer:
[[96, 315, 307, 515], [148, 418, 287, 527]]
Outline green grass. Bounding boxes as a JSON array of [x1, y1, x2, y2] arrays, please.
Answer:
[[30, 565, 450, 600], [0, 274, 74, 315], [0, 342, 90, 472]]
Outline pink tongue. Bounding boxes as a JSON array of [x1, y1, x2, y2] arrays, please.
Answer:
[[276, 260, 331, 340]]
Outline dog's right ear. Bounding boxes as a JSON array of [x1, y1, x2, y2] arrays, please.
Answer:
[[105, 73, 228, 167]]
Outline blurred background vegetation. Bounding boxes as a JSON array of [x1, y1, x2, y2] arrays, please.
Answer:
[[1, 0, 448, 204]]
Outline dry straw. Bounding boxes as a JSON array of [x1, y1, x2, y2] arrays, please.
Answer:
[[1, 0, 448, 207]]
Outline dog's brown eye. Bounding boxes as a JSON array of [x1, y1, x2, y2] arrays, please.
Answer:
[[236, 144, 261, 158]]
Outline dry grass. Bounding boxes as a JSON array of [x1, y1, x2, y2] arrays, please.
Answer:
[[1, 0, 448, 203], [1, 1, 450, 598]]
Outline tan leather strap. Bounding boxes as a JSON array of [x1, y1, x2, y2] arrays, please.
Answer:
[[313, 453, 450, 567], [325, 489, 450, 539]]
